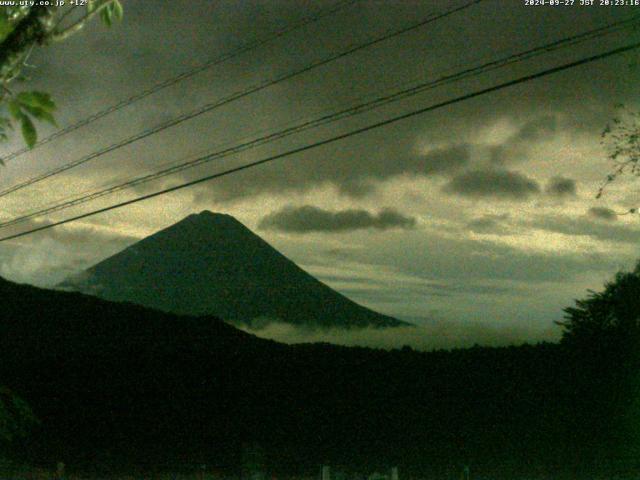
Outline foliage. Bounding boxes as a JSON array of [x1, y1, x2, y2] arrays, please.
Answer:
[[598, 105, 640, 215], [0, 275, 634, 477], [0, 1, 123, 152], [93, 0, 124, 28], [0, 90, 56, 154], [559, 261, 640, 467], [0, 386, 38, 460], [557, 259, 640, 345]]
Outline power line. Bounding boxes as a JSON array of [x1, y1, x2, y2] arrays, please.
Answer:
[[1, 16, 636, 230], [2, 40, 638, 243], [0, 0, 358, 164], [0, 0, 484, 199]]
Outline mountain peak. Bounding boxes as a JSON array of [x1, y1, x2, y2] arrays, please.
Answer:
[[183, 210, 240, 225], [61, 212, 408, 328], [149, 211, 253, 247], [197, 210, 233, 220]]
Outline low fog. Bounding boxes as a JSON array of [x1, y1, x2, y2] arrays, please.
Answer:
[[238, 318, 561, 351]]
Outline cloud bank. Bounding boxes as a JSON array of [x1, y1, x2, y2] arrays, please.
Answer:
[[259, 205, 416, 233], [588, 206, 617, 221], [238, 320, 559, 352], [546, 176, 577, 197], [444, 169, 540, 200]]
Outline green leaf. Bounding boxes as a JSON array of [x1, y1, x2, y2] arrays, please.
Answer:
[[112, 0, 123, 21], [8, 100, 23, 121], [21, 105, 57, 126], [100, 6, 113, 27], [99, 1, 124, 27], [20, 115, 36, 148], [11, 91, 57, 129], [37, 110, 57, 127], [0, 15, 11, 43], [16, 91, 55, 112]]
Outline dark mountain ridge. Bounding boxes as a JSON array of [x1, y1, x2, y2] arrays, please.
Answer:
[[0, 276, 634, 477], [60, 211, 406, 328]]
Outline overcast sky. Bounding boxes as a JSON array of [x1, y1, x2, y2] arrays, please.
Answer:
[[0, 0, 639, 348]]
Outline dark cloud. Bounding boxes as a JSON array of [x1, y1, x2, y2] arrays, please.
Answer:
[[323, 247, 363, 260], [24, 0, 632, 206], [546, 177, 577, 197], [417, 145, 471, 175], [186, 140, 473, 204], [326, 144, 471, 197], [259, 205, 416, 233], [444, 169, 540, 200], [490, 115, 559, 166], [513, 115, 558, 143], [588, 206, 618, 221], [467, 213, 511, 234]]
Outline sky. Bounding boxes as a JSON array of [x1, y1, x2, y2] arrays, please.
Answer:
[[0, 0, 639, 349]]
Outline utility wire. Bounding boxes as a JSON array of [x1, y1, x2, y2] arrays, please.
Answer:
[[0, 0, 484, 199], [0, 0, 358, 164], [1, 40, 638, 243], [0, 15, 636, 229]]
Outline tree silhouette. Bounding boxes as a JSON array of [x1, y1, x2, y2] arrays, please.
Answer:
[[558, 260, 640, 346], [556, 261, 640, 471], [0, 386, 38, 467]]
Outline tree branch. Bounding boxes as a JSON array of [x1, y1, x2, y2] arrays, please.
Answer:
[[0, 6, 56, 80], [51, 0, 115, 42]]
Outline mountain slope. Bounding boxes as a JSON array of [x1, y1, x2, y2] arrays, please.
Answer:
[[60, 211, 406, 328], [0, 276, 627, 476]]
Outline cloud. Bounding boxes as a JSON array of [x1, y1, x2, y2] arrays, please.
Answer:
[[444, 169, 540, 200], [329, 228, 626, 284], [489, 115, 559, 166], [259, 205, 416, 233], [513, 115, 558, 143], [529, 214, 640, 245], [466, 213, 511, 234], [0, 219, 137, 287], [10, 0, 640, 341], [588, 206, 617, 221], [22, 0, 638, 212], [546, 176, 577, 197], [237, 321, 558, 352], [416, 144, 471, 176], [191, 143, 472, 202]]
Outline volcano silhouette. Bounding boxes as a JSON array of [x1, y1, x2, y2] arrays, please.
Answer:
[[60, 211, 407, 328]]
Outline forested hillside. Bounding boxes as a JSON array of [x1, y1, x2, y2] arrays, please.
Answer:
[[0, 276, 637, 477]]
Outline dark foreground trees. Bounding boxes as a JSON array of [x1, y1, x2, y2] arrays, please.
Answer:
[[558, 260, 640, 472], [558, 259, 640, 346], [0, 264, 639, 477], [0, 387, 37, 469]]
